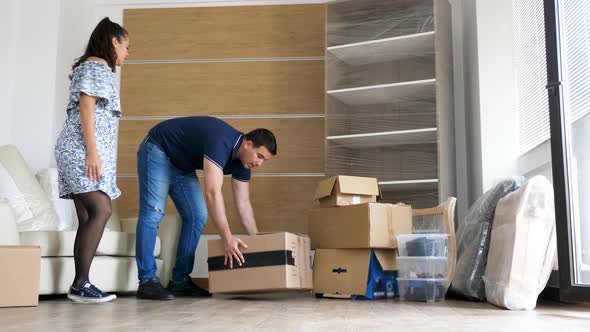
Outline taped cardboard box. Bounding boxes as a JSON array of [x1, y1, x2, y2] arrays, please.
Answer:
[[0, 246, 41, 307], [313, 248, 398, 299], [207, 232, 312, 294], [313, 176, 379, 208], [308, 203, 412, 249]]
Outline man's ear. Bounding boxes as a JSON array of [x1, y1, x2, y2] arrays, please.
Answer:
[[244, 140, 253, 149]]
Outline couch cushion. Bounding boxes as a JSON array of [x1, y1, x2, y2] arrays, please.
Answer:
[[0, 145, 59, 231], [19, 231, 161, 257], [39, 256, 164, 295]]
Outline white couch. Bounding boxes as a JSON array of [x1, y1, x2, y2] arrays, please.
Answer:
[[0, 145, 183, 295]]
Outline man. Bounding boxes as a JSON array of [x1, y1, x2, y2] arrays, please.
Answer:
[[134, 116, 277, 300]]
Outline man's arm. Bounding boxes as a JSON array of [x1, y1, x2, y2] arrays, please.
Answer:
[[231, 178, 258, 235], [203, 158, 247, 268]]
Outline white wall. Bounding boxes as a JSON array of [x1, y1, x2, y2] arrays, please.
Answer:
[[0, 0, 18, 146], [476, 0, 519, 192], [454, 0, 521, 208], [51, 0, 97, 163], [5, 0, 62, 172]]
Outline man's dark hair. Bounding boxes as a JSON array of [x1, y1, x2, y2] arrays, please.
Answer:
[[244, 128, 277, 155], [73, 17, 128, 73]]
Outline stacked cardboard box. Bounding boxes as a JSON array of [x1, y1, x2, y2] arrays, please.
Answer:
[[309, 176, 413, 299]]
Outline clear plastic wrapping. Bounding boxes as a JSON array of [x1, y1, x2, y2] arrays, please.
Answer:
[[483, 176, 556, 310], [449, 179, 522, 301], [325, 0, 452, 209]]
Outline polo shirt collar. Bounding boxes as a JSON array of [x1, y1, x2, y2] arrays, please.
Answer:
[[232, 134, 243, 159]]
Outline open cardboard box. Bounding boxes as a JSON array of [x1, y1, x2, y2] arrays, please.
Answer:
[[313, 176, 379, 208]]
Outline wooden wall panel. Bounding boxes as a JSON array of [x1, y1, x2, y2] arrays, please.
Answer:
[[123, 5, 325, 60], [120, 61, 324, 116], [119, 5, 326, 235], [117, 176, 319, 234], [117, 117, 325, 174]]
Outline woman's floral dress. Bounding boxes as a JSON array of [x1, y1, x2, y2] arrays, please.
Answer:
[[54, 61, 121, 200]]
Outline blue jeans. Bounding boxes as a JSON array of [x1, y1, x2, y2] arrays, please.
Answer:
[[135, 138, 208, 284]]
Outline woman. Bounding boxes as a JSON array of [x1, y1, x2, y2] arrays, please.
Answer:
[[54, 17, 129, 304]]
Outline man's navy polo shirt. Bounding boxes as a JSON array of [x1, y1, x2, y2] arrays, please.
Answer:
[[148, 116, 251, 181]]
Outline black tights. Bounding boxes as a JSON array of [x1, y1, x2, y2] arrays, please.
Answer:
[[71, 191, 112, 289]]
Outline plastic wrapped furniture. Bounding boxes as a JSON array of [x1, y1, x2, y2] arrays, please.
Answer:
[[483, 176, 556, 310], [450, 179, 521, 301]]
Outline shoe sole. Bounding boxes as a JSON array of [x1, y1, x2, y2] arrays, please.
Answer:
[[68, 293, 117, 304]]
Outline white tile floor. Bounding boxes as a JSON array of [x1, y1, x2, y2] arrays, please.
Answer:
[[2, 292, 589, 331]]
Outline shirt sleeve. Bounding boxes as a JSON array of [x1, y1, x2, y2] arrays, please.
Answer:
[[231, 161, 251, 182], [71, 65, 112, 106], [203, 140, 230, 170]]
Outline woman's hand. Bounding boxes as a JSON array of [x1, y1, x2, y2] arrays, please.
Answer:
[[85, 151, 101, 182]]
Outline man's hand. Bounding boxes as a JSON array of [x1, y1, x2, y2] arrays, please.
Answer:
[[223, 236, 248, 269]]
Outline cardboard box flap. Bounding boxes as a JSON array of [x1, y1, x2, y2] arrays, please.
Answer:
[[373, 249, 398, 271], [337, 176, 380, 196], [313, 176, 379, 201], [313, 176, 339, 200]]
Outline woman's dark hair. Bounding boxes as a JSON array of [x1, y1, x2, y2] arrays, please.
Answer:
[[245, 129, 277, 155], [72, 17, 128, 72]]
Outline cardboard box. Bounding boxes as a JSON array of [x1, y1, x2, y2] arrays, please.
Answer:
[[313, 176, 379, 208], [313, 248, 398, 299], [207, 232, 312, 294], [308, 203, 412, 249], [0, 246, 41, 307]]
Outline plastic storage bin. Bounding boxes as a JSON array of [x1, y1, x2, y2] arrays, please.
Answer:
[[397, 234, 448, 257], [397, 278, 449, 302], [397, 257, 448, 279]]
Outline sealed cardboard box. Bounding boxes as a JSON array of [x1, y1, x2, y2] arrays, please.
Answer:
[[207, 232, 312, 294], [313, 176, 379, 208], [308, 203, 412, 249], [313, 248, 398, 299], [0, 246, 41, 307]]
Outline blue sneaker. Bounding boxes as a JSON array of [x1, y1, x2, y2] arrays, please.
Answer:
[[67, 281, 116, 304]]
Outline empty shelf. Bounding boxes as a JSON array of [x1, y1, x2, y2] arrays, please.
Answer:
[[327, 79, 436, 105], [327, 31, 435, 65], [327, 128, 437, 148], [379, 179, 439, 191]]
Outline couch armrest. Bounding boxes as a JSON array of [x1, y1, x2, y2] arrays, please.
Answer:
[[0, 202, 20, 245], [121, 214, 182, 286]]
